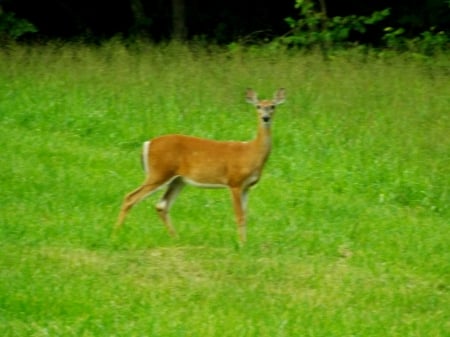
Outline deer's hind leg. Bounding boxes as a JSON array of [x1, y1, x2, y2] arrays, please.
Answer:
[[115, 177, 167, 231], [156, 177, 185, 237]]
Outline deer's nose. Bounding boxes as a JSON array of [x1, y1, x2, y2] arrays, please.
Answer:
[[262, 116, 270, 122]]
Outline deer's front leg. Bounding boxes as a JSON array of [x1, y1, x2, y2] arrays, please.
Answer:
[[230, 187, 248, 243]]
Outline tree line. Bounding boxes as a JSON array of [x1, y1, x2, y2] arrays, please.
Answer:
[[1, 0, 449, 48]]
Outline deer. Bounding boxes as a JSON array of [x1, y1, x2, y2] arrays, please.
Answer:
[[115, 88, 286, 243]]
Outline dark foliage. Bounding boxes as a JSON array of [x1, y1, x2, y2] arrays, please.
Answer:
[[1, 0, 449, 43]]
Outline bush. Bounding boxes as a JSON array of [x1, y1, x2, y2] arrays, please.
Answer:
[[0, 12, 37, 41], [282, 0, 390, 49]]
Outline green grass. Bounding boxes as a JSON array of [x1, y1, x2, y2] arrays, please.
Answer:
[[0, 41, 449, 336]]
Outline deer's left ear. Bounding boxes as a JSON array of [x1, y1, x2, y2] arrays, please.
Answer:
[[246, 88, 259, 105], [273, 88, 286, 105]]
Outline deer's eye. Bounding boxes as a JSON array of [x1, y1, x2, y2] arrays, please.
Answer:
[[270, 105, 275, 109], [256, 105, 261, 109]]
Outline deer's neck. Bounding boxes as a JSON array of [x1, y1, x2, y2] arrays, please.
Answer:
[[253, 122, 272, 163]]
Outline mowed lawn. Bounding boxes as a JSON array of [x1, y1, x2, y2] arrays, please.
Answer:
[[0, 42, 449, 336]]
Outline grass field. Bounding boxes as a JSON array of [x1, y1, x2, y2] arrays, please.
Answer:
[[0, 41, 449, 336]]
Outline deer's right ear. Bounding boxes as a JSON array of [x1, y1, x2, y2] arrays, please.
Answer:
[[246, 88, 258, 105]]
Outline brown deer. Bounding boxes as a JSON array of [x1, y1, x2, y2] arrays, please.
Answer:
[[115, 88, 286, 243]]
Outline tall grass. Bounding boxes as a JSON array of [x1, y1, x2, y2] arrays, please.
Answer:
[[0, 41, 449, 336]]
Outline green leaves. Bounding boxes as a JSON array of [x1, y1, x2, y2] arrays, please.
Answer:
[[284, 2, 390, 48], [0, 12, 37, 40]]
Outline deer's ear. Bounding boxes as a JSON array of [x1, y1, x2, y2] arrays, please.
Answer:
[[246, 88, 258, 105], [273, 88, 286, 105]]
